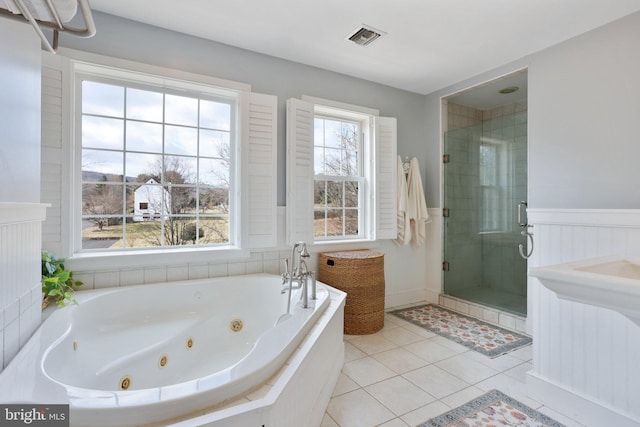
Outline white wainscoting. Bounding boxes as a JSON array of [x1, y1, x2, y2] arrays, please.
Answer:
[[0, 203, 48, 371], [527, 209, 640, 427]]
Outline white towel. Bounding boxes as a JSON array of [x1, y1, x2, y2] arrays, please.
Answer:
[[407, 157, 430, 247], [394, 155, 411, 246]]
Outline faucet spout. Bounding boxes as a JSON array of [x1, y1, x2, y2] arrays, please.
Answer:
[[284, 241, 311, 313]]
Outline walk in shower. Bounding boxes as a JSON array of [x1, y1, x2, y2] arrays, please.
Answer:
[[442, 71, 528, 316]]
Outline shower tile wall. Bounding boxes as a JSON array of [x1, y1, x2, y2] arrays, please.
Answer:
[[444, 101, 527, 314], [480, 102, 527, 295]]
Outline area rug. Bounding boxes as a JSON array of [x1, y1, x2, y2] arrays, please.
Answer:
[[388, 304, 531, 358], [419, 389, 565, 427]]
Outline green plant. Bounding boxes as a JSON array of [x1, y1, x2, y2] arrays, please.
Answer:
[[41, 250, 83, 307]]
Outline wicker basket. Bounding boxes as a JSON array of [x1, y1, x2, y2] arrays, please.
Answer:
[[318, 250, 385, 335]]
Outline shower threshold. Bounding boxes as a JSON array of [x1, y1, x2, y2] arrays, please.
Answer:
[[439, 293, 528, 335]]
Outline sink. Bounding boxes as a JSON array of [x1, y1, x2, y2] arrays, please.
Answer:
[[529, 256, 640, 326]]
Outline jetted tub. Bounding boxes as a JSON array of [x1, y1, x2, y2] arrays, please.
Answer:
[[0, 273, 337, 426]]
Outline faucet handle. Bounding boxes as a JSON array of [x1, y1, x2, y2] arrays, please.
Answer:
[[300, 244, 310, 258]]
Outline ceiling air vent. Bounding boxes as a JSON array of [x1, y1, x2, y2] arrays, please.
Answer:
[[346, 25, 385, 46]]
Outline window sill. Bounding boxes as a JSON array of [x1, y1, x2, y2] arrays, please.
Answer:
[[310, 239, 379, 253], [66, 246, 250, 272]]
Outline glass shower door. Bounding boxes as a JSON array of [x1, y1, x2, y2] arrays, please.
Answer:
[[443, 110, 528, 315]]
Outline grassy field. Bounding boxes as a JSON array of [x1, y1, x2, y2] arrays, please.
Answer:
[[83, 218, 229, 248]]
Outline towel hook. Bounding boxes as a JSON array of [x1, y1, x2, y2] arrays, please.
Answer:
[[402, 156, 410, 175]]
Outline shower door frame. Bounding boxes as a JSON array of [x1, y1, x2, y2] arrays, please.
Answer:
[[439, 68, 529, 317]]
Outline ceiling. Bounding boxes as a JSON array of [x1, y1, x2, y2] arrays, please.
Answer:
[[88, 0, 640, 95]]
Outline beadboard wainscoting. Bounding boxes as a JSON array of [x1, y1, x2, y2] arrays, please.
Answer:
[[526, 209, 640, 427], [0, 203, 48, 371]]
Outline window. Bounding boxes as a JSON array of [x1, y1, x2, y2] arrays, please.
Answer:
[[479, 140, 505, 232], [79, 77, 234, 250], [286, 97, 397, 245], [39, 52, 277, 267], [313, 114, 364, 240]]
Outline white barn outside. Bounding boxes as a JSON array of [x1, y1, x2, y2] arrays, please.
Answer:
[[133, 178, 171, 222]]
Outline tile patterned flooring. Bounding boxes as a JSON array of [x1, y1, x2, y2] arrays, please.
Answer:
[[321, 312, 584, 427]]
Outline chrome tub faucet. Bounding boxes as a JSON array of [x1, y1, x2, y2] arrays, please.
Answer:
[[282, 241, 316, 313]]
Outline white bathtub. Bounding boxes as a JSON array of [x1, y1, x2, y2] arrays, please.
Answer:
[[0, 273, 344, 427]]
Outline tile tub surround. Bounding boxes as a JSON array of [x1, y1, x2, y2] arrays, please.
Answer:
[[0, 203, 48, 372], [321, 312, 582, 427]]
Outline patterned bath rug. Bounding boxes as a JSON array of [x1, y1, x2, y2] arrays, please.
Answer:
[[419, 389, 565, 427], [388, 304, 531, 358]]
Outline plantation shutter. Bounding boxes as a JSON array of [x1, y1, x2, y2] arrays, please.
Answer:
[[375, 116, 398, 240], [286, 98, 314, 245], [41, 53, 68, 256], [244, 92, 278, 248]]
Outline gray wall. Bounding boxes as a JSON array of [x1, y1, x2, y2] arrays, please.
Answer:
[[528, 11, 640, 208], [60, 12, 428, 206], [425, 11, 640, 209], [0, 19, 41, 203]]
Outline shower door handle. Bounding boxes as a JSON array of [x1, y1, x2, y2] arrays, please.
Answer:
[[517, 201, 528, 227], [519, 230, 534, 259], [517, 201, 534, 259]]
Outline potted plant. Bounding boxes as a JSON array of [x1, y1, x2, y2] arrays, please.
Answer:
[[41, 250, 83, 308]]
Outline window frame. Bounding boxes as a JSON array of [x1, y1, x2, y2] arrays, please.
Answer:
[[312, 110, 369, 241], [479, 138, 507, 234], [76, 72, 237, 252], [67, 57, 254, 268], [286, 96, 397, 247]]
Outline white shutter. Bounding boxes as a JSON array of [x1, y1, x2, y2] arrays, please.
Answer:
[[375, 116, 398, 240], [41, 54, 68, 256], [243, 92, 278, 248], [286, 98, 314, 245]]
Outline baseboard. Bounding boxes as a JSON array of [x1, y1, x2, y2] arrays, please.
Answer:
[[526, 372, 640, 427], [386, 288, 429, 309]]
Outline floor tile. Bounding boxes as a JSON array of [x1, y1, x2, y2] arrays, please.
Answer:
[[403, 338, 459, 363], [397, 322, 437, 339], [430, 335, 471, 353], [503, 361, 532, 382], [327, 389, 395, 427], [400, 400, 451, 427], [378, 418, 410, 427], [435, 353, 499, 384], [324, 306, 583, 427], [342, 356, 397, 387], [349, 334, 397, 355], [344, 341, 367, 362], [475, 372, 541, 409], [365, 376, 436, 416], [462, 348, 523, 371], [438, 385, 485, 409], [372, 347, 430, 375], [385, 313, 407, 326], [537, 405, 587, 427], [403, 364, 470, 399], [332, 372, 359, 397], [379, 326, 424, 346], [508, 343, 533, 361], [320, 414, 339, 427]]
